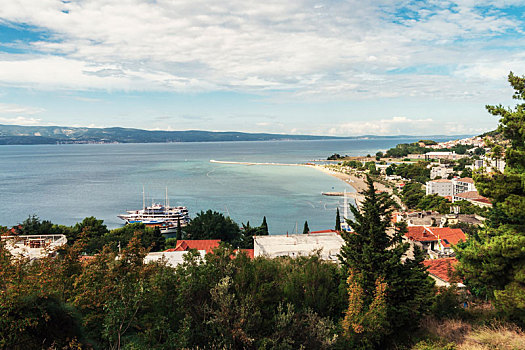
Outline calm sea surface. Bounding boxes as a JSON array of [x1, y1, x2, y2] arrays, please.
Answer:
[[0, 138, 448, 233]]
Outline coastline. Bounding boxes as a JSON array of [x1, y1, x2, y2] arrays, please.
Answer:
[[304, 164, 368, 193]]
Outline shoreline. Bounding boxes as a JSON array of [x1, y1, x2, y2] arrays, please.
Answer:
[[304, 164, 368, 193], [209, 159, 369, 194]]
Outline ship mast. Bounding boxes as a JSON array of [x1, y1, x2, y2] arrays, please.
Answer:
[[142, 185, 145, 210]]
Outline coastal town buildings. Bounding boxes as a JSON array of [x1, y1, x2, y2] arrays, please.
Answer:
[[394, 211, 484, 227], [426, 177, 477, 197], [408, 151, 468, 161], [430, 165, 454, 179], [404, 226, 466, 259], [472, 157, 506, 173]]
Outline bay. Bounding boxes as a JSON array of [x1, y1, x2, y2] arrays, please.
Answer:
[[0, 137, 446, 233]]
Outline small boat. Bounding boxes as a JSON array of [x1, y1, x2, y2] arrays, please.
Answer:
[[118, 188, 190, 234]]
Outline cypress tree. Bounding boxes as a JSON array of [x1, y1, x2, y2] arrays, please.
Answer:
[[456, 72, 525, 324], [176, 216, 182, 240], [339, 176, 433, 344], [335, 208, 341, 231], [302, 221, 309, 234], [261, 216, 269, 235]]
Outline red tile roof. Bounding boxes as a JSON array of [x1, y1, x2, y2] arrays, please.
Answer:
[[406, 227, 466, 247], [454, 190, 484, 200], [234, 249, 254, 259], [423, 258, 458, 283], [165, 239, 220, 254], [456, 177, 474, 184], [310, 230, 339, 234]]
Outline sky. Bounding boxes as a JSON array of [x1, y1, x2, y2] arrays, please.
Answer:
[[0, 0, 524, 136]]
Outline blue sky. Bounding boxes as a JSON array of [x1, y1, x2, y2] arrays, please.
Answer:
[[0, 0, 524, 136]]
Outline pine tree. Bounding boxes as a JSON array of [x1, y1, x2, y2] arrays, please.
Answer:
[[260, 216, 269, 235], [456, 72, 525, 324], [303, 221, 309, 234], [339, 176, 433, 344], [335, 208, 341, 231]]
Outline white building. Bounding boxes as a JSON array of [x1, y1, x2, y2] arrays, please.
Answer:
[[1, 234, 67, 260], [430, 165, 454, 179], [254, 232, 344, 262], [473, 158, 506, 173], [453, 178, 476, 194], [426, 177, 476, 197], [145, 250, 206, 267], [426, 179, 454, 197]]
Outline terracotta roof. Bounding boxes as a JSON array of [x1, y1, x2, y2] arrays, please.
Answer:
[[473, 197, 492, 204], [423, 258, 458, 283], [406, 227, 466, 247], [431, 179, 452, 183], [456, 177, 474, 184], [234, 249, 254, 259], [164, 239, 220, 254], [310, 230, 339, 234], [454, 191, 484, 200]]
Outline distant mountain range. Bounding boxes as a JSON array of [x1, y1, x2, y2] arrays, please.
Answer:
[[0, 124, 472, 145]]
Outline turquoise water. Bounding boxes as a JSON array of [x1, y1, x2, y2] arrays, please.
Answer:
[[0, 138, 445, 233]]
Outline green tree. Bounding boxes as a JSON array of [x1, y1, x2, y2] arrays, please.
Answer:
[[339, 176, 434, 346], [176, 216, 183, 240], [184, 210, 242, 245], [456, 72, 525, 324], [303, 221, 310, 234], [261, 216, 269, 235], [385, 164, 396, 176], [19, 215, 54, 235]]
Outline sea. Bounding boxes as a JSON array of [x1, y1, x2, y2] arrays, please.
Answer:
[[0, 137, 451, 234]]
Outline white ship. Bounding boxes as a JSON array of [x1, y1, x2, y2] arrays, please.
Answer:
[[118, 188, 190, 233]]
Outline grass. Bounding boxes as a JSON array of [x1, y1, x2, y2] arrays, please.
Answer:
[[411, 318, 525, 350]]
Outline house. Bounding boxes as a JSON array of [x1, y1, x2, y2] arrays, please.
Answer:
[[453, 191, 492, 208], [423, 258, 465, 288], [254, 231, 344, 262], [430, 165, 454, 179], [426, 179, 454, 196], [426, 177, 477, 197], [423, 152, 469, 161], [394, 211, 484, 227], [405, 226, 466, 258], [164, 239, 221, 253], [145, 250, 206, 267], [0, 234, 67, 260]]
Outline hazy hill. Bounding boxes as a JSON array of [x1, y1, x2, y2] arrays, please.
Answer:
[[0, 124, 472, 145]]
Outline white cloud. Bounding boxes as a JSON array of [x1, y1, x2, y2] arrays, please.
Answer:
[[0, 116, 43, 125], [0, 102, 44, 115], [0, 0, 523, 99], [323, 116, 490, 136]]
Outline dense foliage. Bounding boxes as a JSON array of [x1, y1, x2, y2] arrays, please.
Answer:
[[17, 215, 166, 254], [385, 142, 474, 158], [0, 237, 346, 349], [456, 72, 525, 325], [339, 177, 434, 347], [395, 162, 431, 183]]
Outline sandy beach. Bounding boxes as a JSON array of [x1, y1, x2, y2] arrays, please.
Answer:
[[306, 164, 391, 193]]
